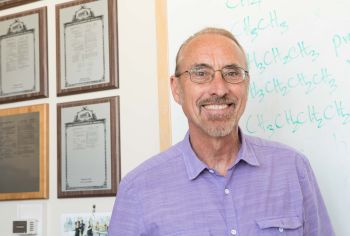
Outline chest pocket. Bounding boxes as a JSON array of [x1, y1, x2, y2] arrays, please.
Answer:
[[256, 216, 302, 235]]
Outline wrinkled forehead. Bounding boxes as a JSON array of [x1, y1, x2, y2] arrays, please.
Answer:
[[177, 34, 247, 70]]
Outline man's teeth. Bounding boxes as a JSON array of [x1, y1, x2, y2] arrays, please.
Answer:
[[204, 104, 228, 110]]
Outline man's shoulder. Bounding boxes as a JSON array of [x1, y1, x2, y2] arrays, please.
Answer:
[[244, 134, 309, 163], [245, 134, 300, 153], [120, 143, 184, 188], [243, 134, 312, 178]]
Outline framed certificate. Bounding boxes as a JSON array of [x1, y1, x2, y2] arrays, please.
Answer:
[[0, 7, 48, 104], [0, 0, 39, 10], [56, 0, 118, 96], [0, 104, 49, 201], [57, 97, 120, 198]]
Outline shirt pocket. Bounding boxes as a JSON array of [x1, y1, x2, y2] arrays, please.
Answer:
[[256, 216, 302, 236]]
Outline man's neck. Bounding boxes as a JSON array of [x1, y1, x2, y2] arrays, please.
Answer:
[[189, 127, 241, 176]]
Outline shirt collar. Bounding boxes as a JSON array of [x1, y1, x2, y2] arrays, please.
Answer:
[[179, 128, 260, 180], [179, 131, 208, 180], [235, 129, 260, 167]]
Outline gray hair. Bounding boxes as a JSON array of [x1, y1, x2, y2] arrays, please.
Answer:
[[175, 27, 247, 76]]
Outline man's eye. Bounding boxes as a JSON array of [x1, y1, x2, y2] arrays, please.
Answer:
[[224, 70, 240, 77], [226, 72, 238, 76], [194, 70, 209, 77]]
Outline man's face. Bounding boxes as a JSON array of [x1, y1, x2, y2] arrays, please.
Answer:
[[171, 34, 249, 138]]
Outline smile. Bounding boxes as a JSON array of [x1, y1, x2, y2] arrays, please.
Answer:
[[203, 104, 229, 110]]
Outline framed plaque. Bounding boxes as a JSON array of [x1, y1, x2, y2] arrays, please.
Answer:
[[57, 97, 120, 198], [0, 0, 39, 10], [0, 104, 49, 201], [0, 7, 48, 104], [56, 0, 118, 96]]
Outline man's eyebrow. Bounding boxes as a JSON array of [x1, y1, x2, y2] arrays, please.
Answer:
[[190, 63, 243, 69], [222, 63, 241, 69], [191, 63, 212, 69]]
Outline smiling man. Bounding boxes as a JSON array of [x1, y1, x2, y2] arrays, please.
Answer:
[[108, 28, 334, 236]]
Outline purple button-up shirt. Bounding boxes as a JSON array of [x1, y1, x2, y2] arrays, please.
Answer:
[[109, 131, 334, 235]]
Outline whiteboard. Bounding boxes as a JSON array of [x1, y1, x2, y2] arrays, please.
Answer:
[[167, 0, 350, 235]]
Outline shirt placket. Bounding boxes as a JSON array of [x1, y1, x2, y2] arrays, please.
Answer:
[[223, 167, 239, 236]]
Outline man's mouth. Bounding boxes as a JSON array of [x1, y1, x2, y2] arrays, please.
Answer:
[[203, 104, 230, 110], [198, 96, 236, 115]]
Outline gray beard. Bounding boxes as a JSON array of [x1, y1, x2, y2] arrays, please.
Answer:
[[201, 120, 236, 137]]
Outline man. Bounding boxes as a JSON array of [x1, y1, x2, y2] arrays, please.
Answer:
[[108, 28, 334, 235]]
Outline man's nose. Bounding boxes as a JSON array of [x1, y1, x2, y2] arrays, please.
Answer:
[[208, 70, 229, 96]]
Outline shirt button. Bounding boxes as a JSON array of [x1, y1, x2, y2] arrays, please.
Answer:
[[224, 188, 230, 194], [230, 229, 237, 235], [278, 227, 284, 232], [208, 169, 214, 174]]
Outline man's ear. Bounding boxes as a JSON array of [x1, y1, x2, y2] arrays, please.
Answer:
[[170, 75, 182, 105]]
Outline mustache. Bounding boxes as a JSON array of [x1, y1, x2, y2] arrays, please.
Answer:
[[198, 95, 236, 106]]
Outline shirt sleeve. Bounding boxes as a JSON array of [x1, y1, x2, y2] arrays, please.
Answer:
[[108, 177, 145, 236], [299, 156, 335, 236]]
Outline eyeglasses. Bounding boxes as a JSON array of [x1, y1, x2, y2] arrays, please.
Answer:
[[176, 64, 249, 84]]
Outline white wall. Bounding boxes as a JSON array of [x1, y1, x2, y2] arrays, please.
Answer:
[[0, 0, 160, 235]]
